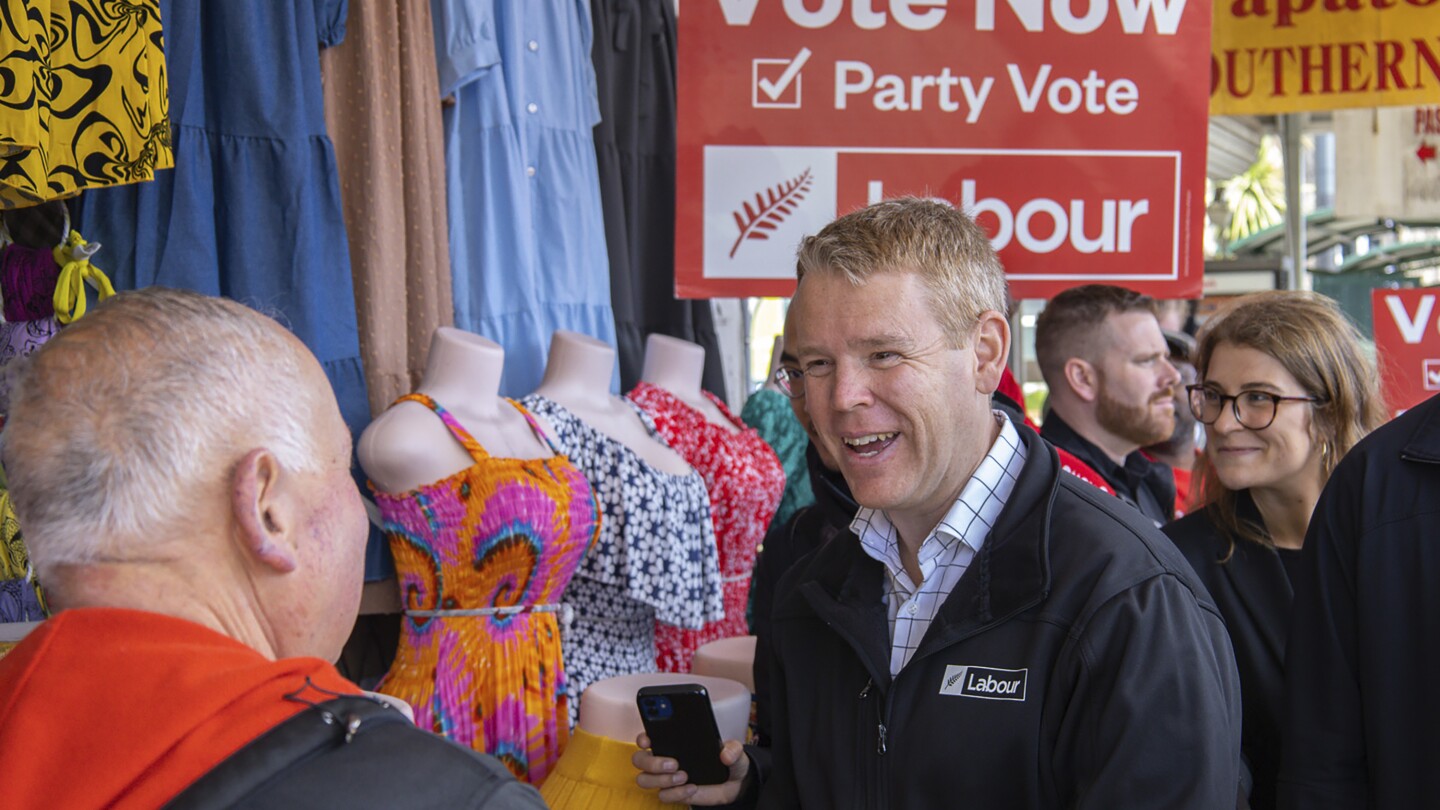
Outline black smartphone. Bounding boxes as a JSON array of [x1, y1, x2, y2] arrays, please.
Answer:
[[636, 683, 729, 785]]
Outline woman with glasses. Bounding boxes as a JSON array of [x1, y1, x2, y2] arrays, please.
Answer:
[[1163, 290, 1387, 810]]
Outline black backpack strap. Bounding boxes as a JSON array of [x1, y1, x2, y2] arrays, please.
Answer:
[[163, 695, 409, 810]]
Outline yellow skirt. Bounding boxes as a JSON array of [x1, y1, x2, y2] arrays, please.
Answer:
[[540, 727, 675, 809]]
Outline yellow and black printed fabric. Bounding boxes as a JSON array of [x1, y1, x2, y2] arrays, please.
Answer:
[[0, 484, 47, 620], [0, 1, 172, 209]]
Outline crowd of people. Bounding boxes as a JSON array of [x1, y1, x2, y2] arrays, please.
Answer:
[[637, 199, 1436, 810], [0, 197, 1434, 808]]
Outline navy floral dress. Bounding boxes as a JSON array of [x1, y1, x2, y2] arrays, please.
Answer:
[[521, 395, 723, 723]]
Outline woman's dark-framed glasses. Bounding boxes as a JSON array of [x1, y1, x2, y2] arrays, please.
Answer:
[[1186, 384, 1324, 431], [773, 366, 804, 399]]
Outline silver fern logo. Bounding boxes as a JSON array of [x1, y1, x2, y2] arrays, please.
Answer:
[[728, 168, 814, 258]]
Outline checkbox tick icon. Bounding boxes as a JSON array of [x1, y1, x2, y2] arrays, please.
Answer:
[[752, 47, 812, 109], [1425, 360, 1440, 390]]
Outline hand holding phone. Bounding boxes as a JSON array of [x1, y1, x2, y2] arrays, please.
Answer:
[[636, 684, 729, 785]]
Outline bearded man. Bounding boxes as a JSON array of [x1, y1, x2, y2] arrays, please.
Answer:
[[1035, 285, 1181, 526]]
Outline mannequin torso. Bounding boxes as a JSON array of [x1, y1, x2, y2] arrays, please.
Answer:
[[531, 331, 691, 475], [359, 327, 553, 494], [629, 337, 787, 671], [638, 334, 738, 433], [527, 331, 726, 725]]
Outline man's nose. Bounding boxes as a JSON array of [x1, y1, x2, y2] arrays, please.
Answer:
[[828, 362, 873, 412], [1158, 357, 1181, 390]]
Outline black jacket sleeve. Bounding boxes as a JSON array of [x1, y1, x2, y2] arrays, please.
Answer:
[[1277, 463, 1368, 810], [752, 509, 813, 747], [755, 617, 801, 810], [1056, 575, 1242, 809]]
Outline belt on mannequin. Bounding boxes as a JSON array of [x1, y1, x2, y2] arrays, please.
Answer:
[[404, 603, 565, 618], [404, 602, 576, 636]]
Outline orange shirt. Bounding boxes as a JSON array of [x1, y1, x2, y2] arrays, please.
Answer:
[[0, 608, 362, 809]]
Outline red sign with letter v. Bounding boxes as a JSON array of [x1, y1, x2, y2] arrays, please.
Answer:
[[1372, 288, 1440, 417]]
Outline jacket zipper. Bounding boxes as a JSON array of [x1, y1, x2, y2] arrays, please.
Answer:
[[817, 575, 1006, 808], [857, 679, 881, 809], [860, 678, 888, 755], [880, 675, 898, 806], [859, 677, 896, 808]]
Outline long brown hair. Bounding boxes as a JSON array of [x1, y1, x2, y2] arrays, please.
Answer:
[[1192, 291, 1387, 556]]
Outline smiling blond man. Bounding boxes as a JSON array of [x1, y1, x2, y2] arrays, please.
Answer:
[[635, 198, 1240, 809]]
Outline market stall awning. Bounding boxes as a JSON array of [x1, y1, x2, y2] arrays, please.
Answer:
[[1227, 208, 1440, 258], [1336, 240, 1440, 275]]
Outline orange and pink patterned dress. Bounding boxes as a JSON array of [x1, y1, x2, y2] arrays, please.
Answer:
[[371, 394, 599, 785]]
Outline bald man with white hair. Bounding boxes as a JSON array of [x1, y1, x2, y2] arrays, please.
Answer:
[[0, 288, 543, 809]]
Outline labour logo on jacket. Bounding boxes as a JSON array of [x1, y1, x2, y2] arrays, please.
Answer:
[[939, 665, 1028, 701]]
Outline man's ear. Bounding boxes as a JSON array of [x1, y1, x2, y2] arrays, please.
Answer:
[[971, 310, 1010, 394], [231, 448, 298, 574], [1064, 357, 1100, 403]]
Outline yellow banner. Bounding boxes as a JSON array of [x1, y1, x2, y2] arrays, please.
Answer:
[[1211, 0, 1440, 115]]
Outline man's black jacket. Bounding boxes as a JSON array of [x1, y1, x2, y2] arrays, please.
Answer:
[[165, 696, 545, 809], [1280, 393, 1440, 809], [744, 421, 1240, 809], [1041, 411, 1175, 526], [751, 443, 857, 746]]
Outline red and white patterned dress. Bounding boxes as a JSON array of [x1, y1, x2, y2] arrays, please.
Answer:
[[627, 382, 786, 672]]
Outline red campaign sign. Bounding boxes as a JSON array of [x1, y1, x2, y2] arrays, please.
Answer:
[[675, 0, 1211, 300], [1372, 288, 1440, 418]]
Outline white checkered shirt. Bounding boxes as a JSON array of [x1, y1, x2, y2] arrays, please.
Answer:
[[853, 412, 1027, 676]]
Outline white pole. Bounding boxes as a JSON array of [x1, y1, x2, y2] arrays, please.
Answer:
[[1280, 113, 1308, 291], [1009, 305, 1025, 387]]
